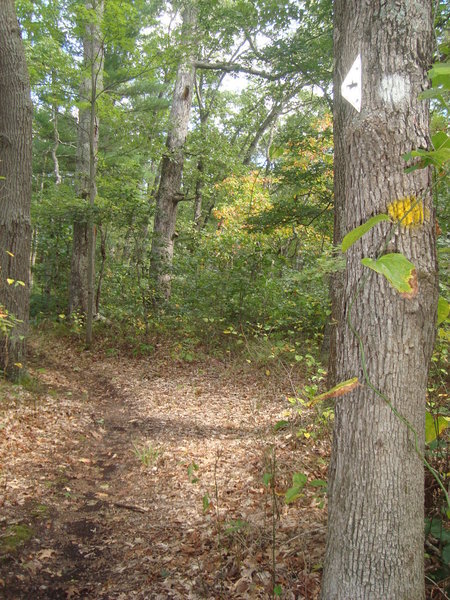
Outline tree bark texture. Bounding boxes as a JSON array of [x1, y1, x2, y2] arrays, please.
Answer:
[[69, 0, 103, 317], [322, 2, 437, 599], [150, 1, 197, 303], [0, 0, 33, 377]]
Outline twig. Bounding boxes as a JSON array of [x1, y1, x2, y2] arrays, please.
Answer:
[[111, 501, 148, 513], [425, 575, 450, 600]]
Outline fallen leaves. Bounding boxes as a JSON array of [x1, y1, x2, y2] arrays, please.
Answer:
[[0, 333, 327, 599]]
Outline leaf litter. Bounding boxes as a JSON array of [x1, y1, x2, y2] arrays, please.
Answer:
[[0, 332, 329, 599]]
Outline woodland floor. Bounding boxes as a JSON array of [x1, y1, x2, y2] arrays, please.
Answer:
[[0, 330, 329, 599]]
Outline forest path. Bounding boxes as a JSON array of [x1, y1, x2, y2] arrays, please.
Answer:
[[0, 333, 327, 599]]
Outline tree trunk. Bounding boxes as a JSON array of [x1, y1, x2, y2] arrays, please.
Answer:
[[242, 101, 283, 166], [193, 156, 204, 227], [322, 2, 437, 599], [95, 225, 107, 315], [0, 0, 33, 378], [69, 0, 103, 320], [149, 1, 197, 303]]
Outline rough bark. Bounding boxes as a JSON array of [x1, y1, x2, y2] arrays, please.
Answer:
[[0, 1, 33, 378], [69, 0, 103, 318], [95, 225, 107, 315], [322, 2, 437, 599], [192, 70, 227, 228], [149, 1, 197, 303]]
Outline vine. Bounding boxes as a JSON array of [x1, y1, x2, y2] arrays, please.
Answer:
[[334, 194, 449, 514]]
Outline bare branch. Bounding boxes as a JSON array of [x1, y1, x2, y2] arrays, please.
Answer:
[[193, 60, 281, 81]]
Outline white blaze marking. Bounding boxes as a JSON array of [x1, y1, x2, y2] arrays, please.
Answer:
[[380, 74, 410, 105], [341, 54, 362, 112]]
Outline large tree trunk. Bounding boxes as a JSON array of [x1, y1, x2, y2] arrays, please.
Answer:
[[0, 1, 33, 378], [69, 0, 103, 319], [149, 1, 197, 303], [321, 1, 437, 598]]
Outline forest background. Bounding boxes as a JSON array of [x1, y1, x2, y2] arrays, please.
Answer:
[[18, 0, 336, 352]]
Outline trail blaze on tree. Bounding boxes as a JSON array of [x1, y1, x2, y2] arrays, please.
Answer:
[[323, 1, 438, 598], [0, 0, 33, 378]]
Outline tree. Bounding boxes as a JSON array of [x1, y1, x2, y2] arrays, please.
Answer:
[[149, 1, 197, 303], [322, 1, 437, 598], [69, 0, 104, 340], [0, 0, 33, 378]]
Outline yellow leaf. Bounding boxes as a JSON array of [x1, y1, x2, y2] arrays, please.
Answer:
[[13, 363, 23, 369], [309, 377, 360, 406], [6, 278, 14, 285], [6, 251, 14, 257], [265, 369, 270, 376]]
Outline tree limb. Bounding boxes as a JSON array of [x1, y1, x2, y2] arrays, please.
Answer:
[[193, 60, 280, 81]]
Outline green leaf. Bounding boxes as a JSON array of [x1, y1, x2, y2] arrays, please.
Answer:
[[269, 145, 285, 160], [292, 472, 308, 487], [274, 584, 283, 596], [426, 518, 450, 544], [263, 472, 273, 486], [431, 131, 450, 152], [310, 479, 327, 488], [428, 63, 450, 89], [361, 253, 417, 295], [285, 487, 302, 504], [425, 411, 449, 444], [285, 472, 307, 504], [187, 462, 199, 483], [442, 544, 450, 566], [437, 296, 449, 326], [342, 214, 391, 252], [419, 88, 447, 101], [407, 147, 450, 168], [274, 419, 289, 432], [202, 494, 210, 513]]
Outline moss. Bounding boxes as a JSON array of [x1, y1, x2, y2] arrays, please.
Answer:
[[31, 503, 49, 519], [15, 373, 46, 395], [0, 524, 34, 554]]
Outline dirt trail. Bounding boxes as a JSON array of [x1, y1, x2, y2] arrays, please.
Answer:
[[0, 334, 327, 599]]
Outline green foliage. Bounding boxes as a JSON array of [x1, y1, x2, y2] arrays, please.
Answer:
[[187, 462, 200, 484], [425, 411, 449, 444], [404, 59, 450, 174], [341, 214, 391, 252], [285, 472, 307, 504], [0, 306, 22, 338], [263, 472, 273, 487], [132, 441, 161, 467], [361, 253, 416, 295], [0, 524, 34, 555], [437, 296, 449, 325], [425, 518, 450, 582], [404, 130, 450, 172]]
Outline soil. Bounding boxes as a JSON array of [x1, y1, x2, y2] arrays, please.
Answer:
[[0, 331, 329, 599]]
